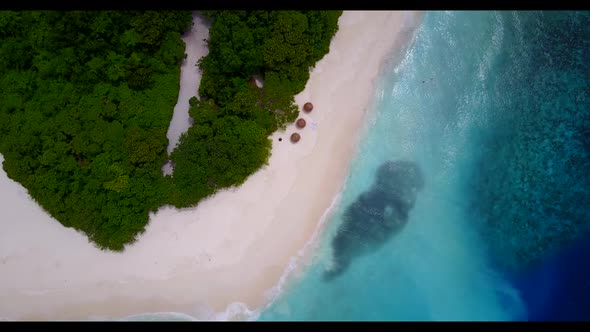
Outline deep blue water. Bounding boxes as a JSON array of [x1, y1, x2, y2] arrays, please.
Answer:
[[507, 233, 590, 321], [258, 11, 590, 321]]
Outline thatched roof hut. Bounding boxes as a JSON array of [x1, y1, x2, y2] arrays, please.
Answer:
[[248, 74, 264, 88], [248, 77, 257, 87], [290, 132, 301, 143], [296, 118, 306, 129], [303, 102, 313, 113]]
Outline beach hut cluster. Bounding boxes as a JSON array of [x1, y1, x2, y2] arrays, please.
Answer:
[[289, 102, 313, 143]]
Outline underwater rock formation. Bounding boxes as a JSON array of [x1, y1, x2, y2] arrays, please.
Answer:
[[324, 160, 424, 281]]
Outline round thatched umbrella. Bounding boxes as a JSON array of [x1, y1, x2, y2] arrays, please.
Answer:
[[303, 102, 313, 113], [296, 118, 306, 129], [290, 132, 301, 143]]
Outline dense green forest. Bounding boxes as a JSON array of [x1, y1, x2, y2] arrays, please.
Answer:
[[0, 10, 342, 250], [169, 10, 342, 207], [0, 11, 193, 250]]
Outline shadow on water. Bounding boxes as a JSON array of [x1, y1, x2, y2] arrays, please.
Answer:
[[323, 160, 424, 281]]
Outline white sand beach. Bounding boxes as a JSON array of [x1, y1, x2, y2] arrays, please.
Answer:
[[0, 11, 421, 320]]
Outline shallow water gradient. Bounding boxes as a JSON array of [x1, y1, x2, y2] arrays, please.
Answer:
[[258, 11, 590, 321]]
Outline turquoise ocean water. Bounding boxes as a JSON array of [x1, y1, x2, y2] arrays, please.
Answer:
[[257, 11, 590, 321], [123, 11, 590, 321]]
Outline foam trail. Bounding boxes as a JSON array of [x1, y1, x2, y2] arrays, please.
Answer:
[[262, 192, 344, 304], [120, 312, 197, 321]]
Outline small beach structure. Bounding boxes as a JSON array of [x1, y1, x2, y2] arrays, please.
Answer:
[[296, 118, 306, 129], [248, 76, 257, 87], [248, 74, 264, 88], [303, 102, 313, 113], [290, 133, 301, 143]]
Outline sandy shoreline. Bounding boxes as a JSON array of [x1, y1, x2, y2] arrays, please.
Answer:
[[165, 13, 209, 156], [0, 11, 421, 320]]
